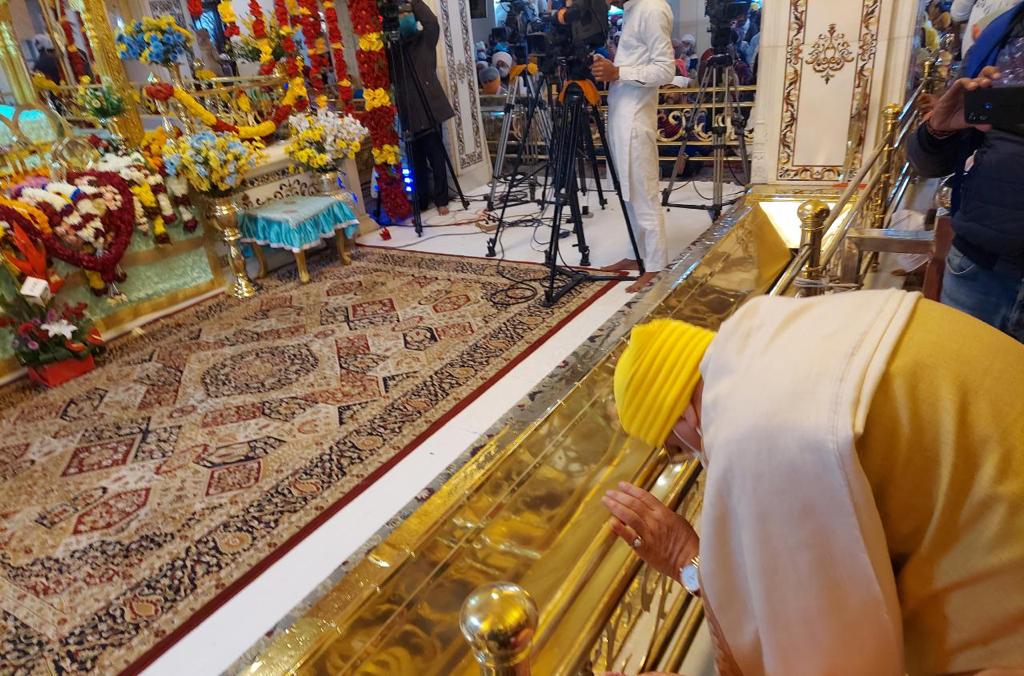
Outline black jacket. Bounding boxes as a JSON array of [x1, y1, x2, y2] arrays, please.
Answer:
[[908, 122, 1024, 270], [394, 0, 455, 136]]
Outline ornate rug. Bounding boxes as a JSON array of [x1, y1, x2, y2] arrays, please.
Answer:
[[0, 249, 614, 674]]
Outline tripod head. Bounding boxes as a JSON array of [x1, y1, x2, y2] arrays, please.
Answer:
[[705, 0, 750, 58]]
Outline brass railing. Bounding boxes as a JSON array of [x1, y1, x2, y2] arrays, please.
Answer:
[[481, 84, 755, 160], [136, 75, 289, 128]]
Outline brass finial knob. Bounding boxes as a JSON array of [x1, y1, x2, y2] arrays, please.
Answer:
[[797, 199, 830, 227], [460, 582, 538, 672]]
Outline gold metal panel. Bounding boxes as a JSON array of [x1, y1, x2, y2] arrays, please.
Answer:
[[241, 193, 798, 675]]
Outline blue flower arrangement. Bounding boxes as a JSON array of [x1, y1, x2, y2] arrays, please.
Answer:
[[116, 15, 193, 67]]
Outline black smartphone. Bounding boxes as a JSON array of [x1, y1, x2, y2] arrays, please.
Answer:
[[964, 86, 1024, 133]]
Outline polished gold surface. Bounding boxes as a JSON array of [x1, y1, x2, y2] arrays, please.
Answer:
[[241, 190, 795, 675], [797, 199, 831, 295], [460, 582, 538, 674], [0, 0, 36, 105], [202, 195, 259, 300]]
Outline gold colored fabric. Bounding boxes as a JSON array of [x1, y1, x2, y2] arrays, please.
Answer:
[[859, 299, 1024, 674], [614, 319, 715, 447], [0, 249, 610, 673]]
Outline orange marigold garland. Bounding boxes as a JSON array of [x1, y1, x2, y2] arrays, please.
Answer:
[[59, 5, 89, 82], [323, 0, 353, 110], [347, 0, 410, 222]]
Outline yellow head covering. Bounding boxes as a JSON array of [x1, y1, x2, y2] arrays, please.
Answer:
[[614, 319, 715, 447]]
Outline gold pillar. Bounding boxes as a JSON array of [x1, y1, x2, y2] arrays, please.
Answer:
[[69, 0, 143, 143], [870, 104, 901, 229], [797, 199, 830, 296], [0, 0, 37, 105]]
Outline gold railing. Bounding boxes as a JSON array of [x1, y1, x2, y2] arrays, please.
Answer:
[[136, 75, 289, 128], [481, 84, 755, 160]]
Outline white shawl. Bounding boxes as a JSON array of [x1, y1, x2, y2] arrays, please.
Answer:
[[698, 289, 921, 675]]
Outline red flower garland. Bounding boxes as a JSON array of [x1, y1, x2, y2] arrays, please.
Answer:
[[323, 0, 352, 110], [250, 0, 267, 39], [296, 0, 327, 96], [9, 172, 136, 282], [59, 12, 89, 82], [347, 0, 411, 222], [188, 0, 203, 20]]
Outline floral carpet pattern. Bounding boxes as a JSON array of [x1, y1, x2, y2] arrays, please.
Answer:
[[0, 249, 611, 674]]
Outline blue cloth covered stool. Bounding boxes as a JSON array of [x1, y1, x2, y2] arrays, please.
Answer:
[[239, 195, 360, 283]]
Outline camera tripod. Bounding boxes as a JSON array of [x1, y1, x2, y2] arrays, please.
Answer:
[[382, 28, 470, 236], [661, 53, 750, 222], [486, 63, 555, 211], [489, 72, 644, 306]]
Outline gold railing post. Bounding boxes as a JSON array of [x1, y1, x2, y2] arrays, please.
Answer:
[[870, 103, 901, 228], [797, 199, 831, 295], [70, 0, 144, 144], [0, 0, 38, 105], [460, 582, 538, 676]]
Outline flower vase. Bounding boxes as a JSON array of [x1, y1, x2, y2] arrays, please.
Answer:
[[318, 170, 342, 197], [203, 194, 258, 300], [27, 354, 96, 388]]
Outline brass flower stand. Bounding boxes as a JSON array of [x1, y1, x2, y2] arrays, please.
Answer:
[[203, 194, 259, 300]]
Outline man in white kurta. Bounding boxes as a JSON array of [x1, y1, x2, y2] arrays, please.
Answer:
[[592, 0, 675, 281]]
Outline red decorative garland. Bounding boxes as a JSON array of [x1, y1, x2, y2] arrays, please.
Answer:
[[10, 172, 136, 282], [347, 0, 411, 222], [323, 0, 352, 110], [59, 10, 89, 82], [188, 0, 203, 20], [297, 0, 326, 96]]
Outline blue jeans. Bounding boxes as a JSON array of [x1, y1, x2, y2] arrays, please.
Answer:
[[941, 245, 1024, 343]]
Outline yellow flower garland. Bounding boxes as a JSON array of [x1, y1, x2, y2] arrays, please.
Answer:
[[159, 77, 307, 140], [358, 32, 383, 52], [372, 144, 400, 166], [364, 87, 391, 111]]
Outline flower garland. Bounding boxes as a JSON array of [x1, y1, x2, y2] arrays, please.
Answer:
[[59, 4, 89, 81], [218, 1, 241, 38], [5, 172, 135, 282], [296, 0, 327, 96], [247, 0, 277, 75], [0, 199, 52, 236], [144, 78, 308, 139], [188, 0, 203, 20], [347, 0, 410, 221], [323, 0, 353, 110]]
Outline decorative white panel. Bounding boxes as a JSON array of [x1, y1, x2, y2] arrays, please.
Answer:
[[428, 0, 491, 188], [752, 0, 920, 184]]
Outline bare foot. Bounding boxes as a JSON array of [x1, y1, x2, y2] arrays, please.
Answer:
[[603, 258, 641, 272], [625, 271, 659, 293], [437, 205, 450, 216]]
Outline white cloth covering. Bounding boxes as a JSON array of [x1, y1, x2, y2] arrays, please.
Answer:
[[607, 0, 674, 271], [698, 290, 921, 675]]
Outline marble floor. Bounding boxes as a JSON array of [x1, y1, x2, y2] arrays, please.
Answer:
[[144, 180, 734, 675]]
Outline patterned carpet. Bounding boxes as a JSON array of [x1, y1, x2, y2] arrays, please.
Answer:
[[0, 249, 612, 674]]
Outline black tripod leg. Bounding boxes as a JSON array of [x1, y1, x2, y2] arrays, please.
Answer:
[[584, 113, 607, 208], [591, 103, 645, 275], [486, 77, 545, 258], [568, 174, 590, 267]]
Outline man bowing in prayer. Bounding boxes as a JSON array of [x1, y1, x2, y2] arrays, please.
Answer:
[[607, 290, 1024, 675], [591, 0, 674, 292]]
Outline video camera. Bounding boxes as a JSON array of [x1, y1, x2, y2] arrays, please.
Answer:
[[706, 0, 751, 57], [527, 0, 608, 79], [377, 0, 413, 35]]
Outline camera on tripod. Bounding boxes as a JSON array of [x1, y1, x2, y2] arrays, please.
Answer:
[[705, 0, 751, 57], [525, 0, 608, 79], [376, 0, 413, 35]]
